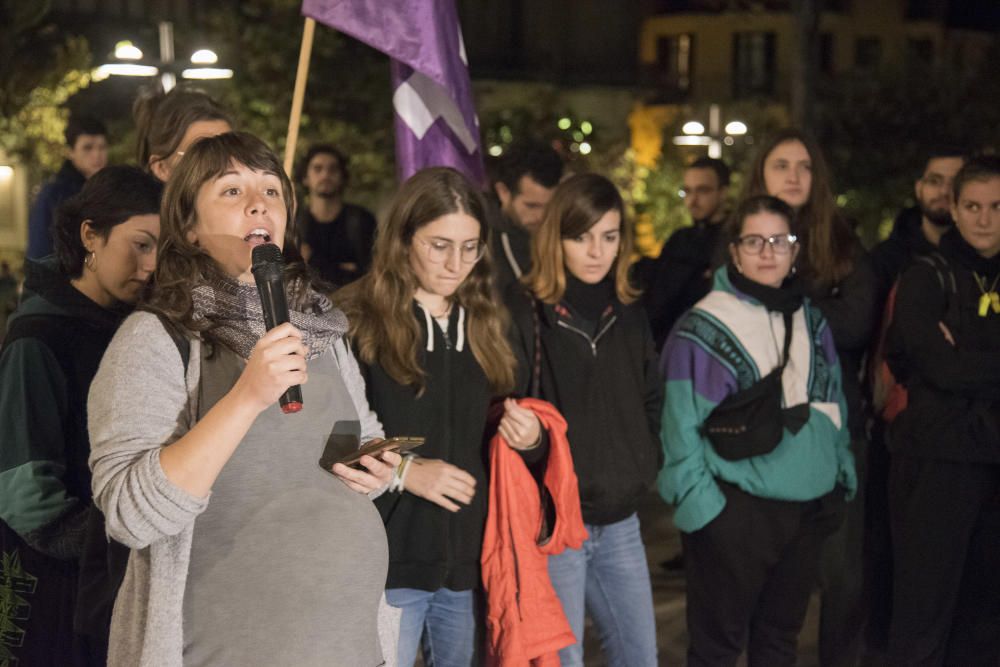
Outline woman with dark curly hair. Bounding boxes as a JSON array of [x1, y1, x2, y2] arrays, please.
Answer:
[[87, 132, 398, 667], [0, 166, 161, 666]]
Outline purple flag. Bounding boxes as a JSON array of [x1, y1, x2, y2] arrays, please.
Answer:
[[302, 0, 486, 186]]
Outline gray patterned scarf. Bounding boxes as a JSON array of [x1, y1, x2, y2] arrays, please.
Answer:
[[190, 273, 348, 360]]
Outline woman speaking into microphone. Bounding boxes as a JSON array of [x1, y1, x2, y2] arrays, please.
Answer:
[[87, 132, 398, 667]]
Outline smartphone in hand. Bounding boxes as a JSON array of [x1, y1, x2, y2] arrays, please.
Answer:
[[336, 436, 425, 469]]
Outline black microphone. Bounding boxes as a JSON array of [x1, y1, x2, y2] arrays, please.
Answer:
[[251, 243, 303, 414]]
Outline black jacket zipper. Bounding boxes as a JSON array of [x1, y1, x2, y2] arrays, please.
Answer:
[[556, 315, 617, 356]]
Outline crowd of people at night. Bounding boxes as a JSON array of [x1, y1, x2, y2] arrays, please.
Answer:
[[1, 85, 998, 667]]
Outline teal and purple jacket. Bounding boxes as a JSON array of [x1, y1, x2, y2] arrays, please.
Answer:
[[657, 267, 856, 533]]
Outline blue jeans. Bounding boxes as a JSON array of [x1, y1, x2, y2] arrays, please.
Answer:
[[547, 512, 658, 666], [384, 587, 475, 667]]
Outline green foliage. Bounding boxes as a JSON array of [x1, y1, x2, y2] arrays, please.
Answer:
[[0, 0, 92, 179], [816, 48, 1000, 246], [480, 98, 601, 165], [201, 0, 395, 205]]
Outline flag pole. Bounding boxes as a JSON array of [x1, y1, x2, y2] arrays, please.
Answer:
[[283, 17, 316, 177]]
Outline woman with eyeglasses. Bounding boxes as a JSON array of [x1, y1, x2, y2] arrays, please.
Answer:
[[504, 173, 664, 667], [743, 129, 878, 665], [335, 167, 543, 667], [659, 194, 854, 666]]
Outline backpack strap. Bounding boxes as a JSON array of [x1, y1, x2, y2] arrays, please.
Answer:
[[916, 252, 957, 293], [915, 251, 960, 332], [155, 313, 190, 372]]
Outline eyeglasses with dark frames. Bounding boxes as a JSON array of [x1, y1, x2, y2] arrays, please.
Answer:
[[733, 233, 798, 255]]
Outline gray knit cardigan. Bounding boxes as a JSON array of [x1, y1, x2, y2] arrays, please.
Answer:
[[88, 311, 398, 667]]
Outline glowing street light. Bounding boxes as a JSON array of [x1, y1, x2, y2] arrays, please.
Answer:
[[682, 121, 705, 135], [725, 120, 748, 136], [114, 41, 143, 60], [190, 49, 219, 65], [673, 105, 750, 158], [93, 63, 158, 81], [97, 23, 232, 92], [182, 67, 234, 81]]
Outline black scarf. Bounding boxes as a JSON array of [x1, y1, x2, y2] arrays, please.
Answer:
[[563, 273, 615, 321], [726, 263, 803, 314]]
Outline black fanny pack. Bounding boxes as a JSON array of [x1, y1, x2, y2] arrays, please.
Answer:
[[702, 310, 809, 461]]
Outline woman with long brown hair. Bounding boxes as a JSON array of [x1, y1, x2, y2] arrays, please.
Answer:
[[744, 128, 878, 666], [133, 86, 232, 182], [336, 167, 542, 667], [87, 132, 398, 666], [504, 172, 663, 666]]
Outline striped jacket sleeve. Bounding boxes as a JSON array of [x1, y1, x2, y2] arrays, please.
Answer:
[[657, 312, 739, 533]]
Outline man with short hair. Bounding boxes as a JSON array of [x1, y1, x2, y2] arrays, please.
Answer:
[[488, 142, 564, 291], [295, 144, 377, 287], [642, 157, 731, 349], [26, 115, 108, 259], [866, 149, 965, 656], [871, 149, 966, 297]]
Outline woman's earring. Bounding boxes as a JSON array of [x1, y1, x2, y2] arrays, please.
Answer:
[[84, 250, 97, 271], [790, 264, 798, 276]]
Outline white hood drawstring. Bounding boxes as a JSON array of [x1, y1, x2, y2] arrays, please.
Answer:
[[415, 302, 465, 352], [455, 305, 466, 352], [418, 302, 435, 352]]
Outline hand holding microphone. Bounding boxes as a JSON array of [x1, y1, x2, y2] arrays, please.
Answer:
[[238, 244, 305, 414]]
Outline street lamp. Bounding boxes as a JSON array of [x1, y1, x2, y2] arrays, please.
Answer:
[[93, 22, 233, 91], [682, 121, 705, 135], [672, 104, 748, 158]]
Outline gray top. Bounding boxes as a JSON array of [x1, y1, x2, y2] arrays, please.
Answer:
[[183, 345, 387, 666], [88, 311, 398, 667]]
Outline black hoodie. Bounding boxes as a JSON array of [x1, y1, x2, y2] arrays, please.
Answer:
[[887, 229, 1000, 463], [0, 257, 129, 664], [365, 303, 495, 592], [0, 258, 127, 551]]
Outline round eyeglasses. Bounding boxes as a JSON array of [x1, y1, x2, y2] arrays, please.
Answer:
[[414, 236, 486, 264], [734, 233, 798, 255]]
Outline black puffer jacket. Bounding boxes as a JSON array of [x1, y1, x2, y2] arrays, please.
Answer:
[[505, 283, 664, 526]]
